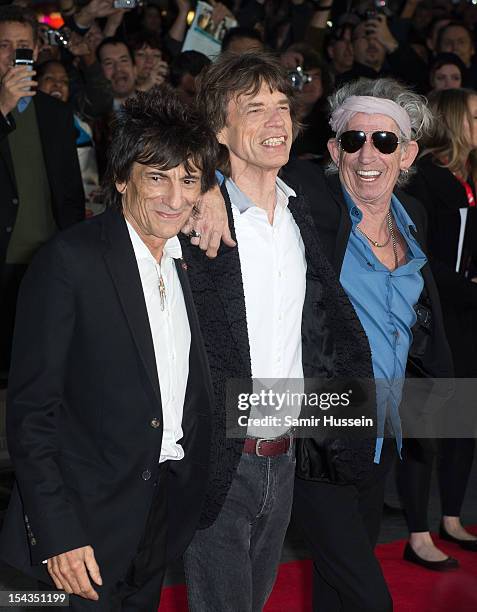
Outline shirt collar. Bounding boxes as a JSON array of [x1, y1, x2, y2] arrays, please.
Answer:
[[16, 97, 32, 113], [341, 183, 416, 235], [225, 176, 296, 214], [126, 220, 182, 263]]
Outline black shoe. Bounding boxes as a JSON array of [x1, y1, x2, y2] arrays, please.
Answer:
[[403, 542, 459, 571], [439, 522, 477, 551]]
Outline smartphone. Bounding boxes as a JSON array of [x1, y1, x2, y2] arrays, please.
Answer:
[[14, 48, 34, 67], [14, 48, 34, 95]]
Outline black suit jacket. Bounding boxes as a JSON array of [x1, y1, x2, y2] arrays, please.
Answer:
[[0, 208, 212, 586], [0, 92, 85, 264], [180, 180, 375, 526]]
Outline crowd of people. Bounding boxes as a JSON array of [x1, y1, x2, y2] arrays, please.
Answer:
[[1, 0, 477, 610]]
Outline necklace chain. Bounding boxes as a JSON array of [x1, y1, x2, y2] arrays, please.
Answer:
[[357, 211, 399, 270]]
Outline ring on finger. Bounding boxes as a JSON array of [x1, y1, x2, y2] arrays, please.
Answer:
[[189, 229, 201, 238]]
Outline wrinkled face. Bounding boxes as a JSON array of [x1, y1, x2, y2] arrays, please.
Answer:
[[327, 112, 418, 209], [431, 63, 462, 90], [99, 42, 136, 99], [352, 22, 386, 71], [118, 162, 202, 243], [38, 62, 69, 102], [218, 83, 293, 174], [299, 68, 323, 107], [328, 29, 354, 73], [0, 21, 37, 78], [134, 44, 162, 80], [226, 37, 264, 54], [463, 95, 477, 151], [439, 25, 474, 67]]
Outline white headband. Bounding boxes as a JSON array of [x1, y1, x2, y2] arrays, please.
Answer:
[[330, 96, 412, 139]]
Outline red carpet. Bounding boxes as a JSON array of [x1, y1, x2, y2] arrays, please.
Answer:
[[159, 528, 477, 612]]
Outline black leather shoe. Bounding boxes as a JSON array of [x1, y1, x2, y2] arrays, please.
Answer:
[[403, 542, 459, 571], [440, 522, 477, 551]]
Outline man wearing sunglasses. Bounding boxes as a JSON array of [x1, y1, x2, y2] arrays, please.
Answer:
[[283, 77, 453, 611]]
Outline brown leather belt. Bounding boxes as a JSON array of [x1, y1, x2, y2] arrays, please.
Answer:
[[243, 434, 292, 457]]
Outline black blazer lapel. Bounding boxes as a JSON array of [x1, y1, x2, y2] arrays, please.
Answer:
[[101, 209, 162, 405]]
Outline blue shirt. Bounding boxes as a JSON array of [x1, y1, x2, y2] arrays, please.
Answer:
[[340, 187, 427, 462]]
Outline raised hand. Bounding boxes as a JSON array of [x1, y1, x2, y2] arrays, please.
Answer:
[[0, 65, 37, 117]]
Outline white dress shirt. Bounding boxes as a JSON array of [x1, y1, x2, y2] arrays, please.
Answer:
[[127, 221, 191, 462], [227, 177, 307, 437]]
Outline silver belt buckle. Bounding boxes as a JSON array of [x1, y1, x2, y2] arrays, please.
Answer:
[[255, 438, 270, 457]]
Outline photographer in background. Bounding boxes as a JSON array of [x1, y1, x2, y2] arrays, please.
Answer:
[[436, 21, 477, 89], [340, 12, 429, 93], [0, 4, 84, 377], [128, 30, 168, 91], [280, 42, 333, 161]]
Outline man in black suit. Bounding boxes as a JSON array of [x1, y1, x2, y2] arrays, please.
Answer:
[[0, 87, 219, 611], [0, 5, 84, 373]]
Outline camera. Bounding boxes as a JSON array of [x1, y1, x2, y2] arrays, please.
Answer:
[[288, 66, 312, 91], [43, 28, 70, 48], [113, 0, 138, 8]]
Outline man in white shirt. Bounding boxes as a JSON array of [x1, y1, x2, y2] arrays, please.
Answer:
[[182, 51, 359, 612], [0, 86, 219, 611]]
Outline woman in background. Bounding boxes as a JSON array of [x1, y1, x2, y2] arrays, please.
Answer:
[[401, 87, 477, 570], [428, 52, 465, 91]]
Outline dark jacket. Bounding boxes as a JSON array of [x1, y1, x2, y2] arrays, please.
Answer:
[[404, 154, 477, 377], [0, 92, 85, 265], [0, 208, 212, 586], [180, 181, 375, 527]]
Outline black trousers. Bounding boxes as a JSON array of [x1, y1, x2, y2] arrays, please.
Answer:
[[397, 438, 475, 532], [292, 442, 394, 612], [45, 463, 169, 612]]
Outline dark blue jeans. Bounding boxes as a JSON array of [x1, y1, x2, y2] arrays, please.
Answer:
[[184, 445, 295, 612]]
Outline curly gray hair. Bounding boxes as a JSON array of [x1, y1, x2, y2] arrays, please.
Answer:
[[326, 78, 434, 186]]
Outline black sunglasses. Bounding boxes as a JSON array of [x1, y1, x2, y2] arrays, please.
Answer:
[[338, 130, 402, 154]]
